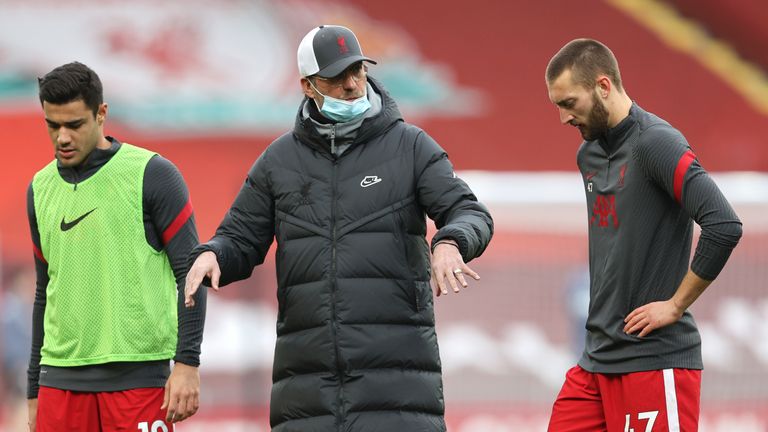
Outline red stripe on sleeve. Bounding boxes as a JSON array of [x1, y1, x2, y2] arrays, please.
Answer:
[[162, 199, 193, 245], [33, 243, 47, 264], [674, 150, 696, 203]]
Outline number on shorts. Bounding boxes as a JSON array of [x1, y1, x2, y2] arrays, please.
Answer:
[[624, 410, 658, 432], [137, 420, 169, 432]]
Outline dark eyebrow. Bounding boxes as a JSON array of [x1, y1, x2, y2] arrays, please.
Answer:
[[555, 98, 576, 107], [45, 118, 86, 129]]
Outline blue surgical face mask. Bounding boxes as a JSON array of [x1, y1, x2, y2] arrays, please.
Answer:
[[309, 80, 371, 123]]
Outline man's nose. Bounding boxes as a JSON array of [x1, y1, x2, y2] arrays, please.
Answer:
[[559, 108, 574, 125], [57, 127, 72, 145], [341, 74, 358, 91]]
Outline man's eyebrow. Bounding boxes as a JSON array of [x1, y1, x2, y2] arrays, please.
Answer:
[[555, 98, 575, 107], [45, 118, 85, 127]]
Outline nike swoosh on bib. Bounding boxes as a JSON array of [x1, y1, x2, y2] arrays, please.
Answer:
[[60, 208, 97, 231]]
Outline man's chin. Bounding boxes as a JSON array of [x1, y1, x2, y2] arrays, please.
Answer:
[[56, 156, 80, 167], [580, 128, 604, 141]]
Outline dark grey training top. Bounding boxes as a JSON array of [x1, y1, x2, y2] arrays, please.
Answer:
[[577, 103, 742, 373]]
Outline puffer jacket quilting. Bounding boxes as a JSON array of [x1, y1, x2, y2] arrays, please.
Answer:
[[194, 78, 493, 432]]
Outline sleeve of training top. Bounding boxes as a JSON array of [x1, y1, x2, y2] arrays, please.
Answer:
[[634, 125, 743, 280], [189, 149, 275, 287], [411, 127, 494, 261], [26, 182, 48, 399], [143, 155, 206, 366]]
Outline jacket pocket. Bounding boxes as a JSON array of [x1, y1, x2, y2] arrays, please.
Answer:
[[390, 212, 414, 312], [412, 281, 431, 313], [274, 217, 287, 321]]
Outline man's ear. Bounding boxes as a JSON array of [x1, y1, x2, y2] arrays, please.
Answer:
[[596, 76, 612, 98], [300, 78, 315, 100], [96, 103, 108, 125]]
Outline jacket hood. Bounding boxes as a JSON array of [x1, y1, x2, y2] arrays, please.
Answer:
[[293, 76, 403, 154]]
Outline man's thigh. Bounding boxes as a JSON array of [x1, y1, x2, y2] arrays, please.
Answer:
[[98, 387, 174, 432], [598, 368, 701, 432], [37, 387, 101, 431], [548, 365, 608, 432]]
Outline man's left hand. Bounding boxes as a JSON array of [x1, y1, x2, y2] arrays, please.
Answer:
[[162, 362, 200, 423], [430, 241, 480, 297], [623, 299, 684, 337]]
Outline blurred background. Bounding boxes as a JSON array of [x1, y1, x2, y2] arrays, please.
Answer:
[[1, 0, 767, 430]]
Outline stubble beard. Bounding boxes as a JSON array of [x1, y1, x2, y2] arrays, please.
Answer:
[[580, 93, 610, 141]]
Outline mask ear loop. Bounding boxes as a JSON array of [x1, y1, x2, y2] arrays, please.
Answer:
[[307, 78, 327, 112]]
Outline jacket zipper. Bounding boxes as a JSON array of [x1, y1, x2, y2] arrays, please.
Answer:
[[330, 125, 336, 156], [330, 155, 345, 428]]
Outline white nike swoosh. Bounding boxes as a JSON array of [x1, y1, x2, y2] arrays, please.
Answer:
[[361, 177, 382, 187]]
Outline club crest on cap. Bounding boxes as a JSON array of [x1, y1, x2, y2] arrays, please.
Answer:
[[337, 36, 349, 54]]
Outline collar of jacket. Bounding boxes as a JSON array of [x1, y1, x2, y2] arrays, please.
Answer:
[[293, 75, 403, 155], [597, 102, 639, 156], [303, 82, 383, 153]]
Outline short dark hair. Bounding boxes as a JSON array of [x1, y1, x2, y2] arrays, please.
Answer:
[[546, 39, 623, 91], [38, 62, 103, 116]]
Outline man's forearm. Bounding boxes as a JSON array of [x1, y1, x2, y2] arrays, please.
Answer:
[[671, 270, 712, 312]]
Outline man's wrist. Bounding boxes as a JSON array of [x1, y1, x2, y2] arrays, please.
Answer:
[[670, 296, 687, 316], [432, 239, 459, 253]]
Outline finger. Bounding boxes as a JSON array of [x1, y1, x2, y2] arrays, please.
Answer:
[[436, 272, 448, 296], [192, 393, 200, 416], [447, 270, 460, 293], [186, 393, 200, 421], [161, 382, 170, 410], [210, 266, 221, 291], [184, 390, 199, 422], [165, 402, 176, 424], [185, 272, 201, 308], [165, 392, 178, 423], [455, 271, 468, 288], [175, 394, 191, 422], [461, 265, 480, 281], [622, 317, 636, 332], [623, 315, 642, 333], [624, 306, 644, 323], [185, 273, 201, 307], [638, 324, 655, 338], [183, 388, 201, 422], [183, 276, 194, 307], [626, 318, 647, 335], [430, 276, 441, 297]]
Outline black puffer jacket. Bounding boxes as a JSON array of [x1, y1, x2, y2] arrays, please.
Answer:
[[194, 78, 493, 431]]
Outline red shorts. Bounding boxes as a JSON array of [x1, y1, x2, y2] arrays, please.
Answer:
[[37, 386, 174, 432], [548, 365, 701, 432]]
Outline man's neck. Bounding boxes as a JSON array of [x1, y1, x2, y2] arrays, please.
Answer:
[[608, 93, 633, 128]]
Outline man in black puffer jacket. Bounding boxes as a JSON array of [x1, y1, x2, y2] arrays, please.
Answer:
[[185, 25, 493, 432]]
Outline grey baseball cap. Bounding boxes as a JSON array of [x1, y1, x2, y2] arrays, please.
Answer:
[[297, 25, 377, 78]]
